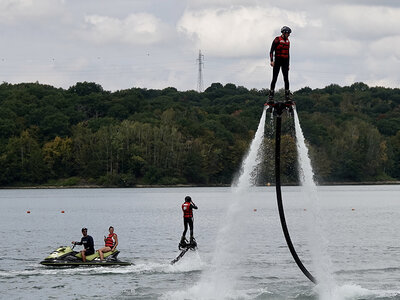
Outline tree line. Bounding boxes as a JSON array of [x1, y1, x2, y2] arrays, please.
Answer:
[[0, 81, 399, 187]]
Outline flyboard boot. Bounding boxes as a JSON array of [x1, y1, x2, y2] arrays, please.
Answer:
[[284, 90, 294, 114], [265, 90, 275, 113], [172, 236, 198, 264], [189, 236, 197, 249], [179, 236, 188, 250]]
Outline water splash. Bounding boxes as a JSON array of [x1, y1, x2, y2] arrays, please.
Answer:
[[202, 107, 267, 297], [294, 109, 336, 298], [233, 107, 267, 191], [164, 108, 267, 299]]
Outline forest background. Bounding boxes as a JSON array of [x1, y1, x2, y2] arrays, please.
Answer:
[[0, 81, 399, 187]]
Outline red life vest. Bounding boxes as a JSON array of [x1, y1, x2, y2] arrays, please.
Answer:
[[182, 202, 193, 218], [275, 36, 290, 59], [105, 233, 116, 248]]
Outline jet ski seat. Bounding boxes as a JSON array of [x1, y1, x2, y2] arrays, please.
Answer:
[[75, 249, 118, 261]]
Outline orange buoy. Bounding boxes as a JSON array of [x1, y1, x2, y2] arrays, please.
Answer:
[[27, 211, 31, 214], [61, 210, 65, 213]]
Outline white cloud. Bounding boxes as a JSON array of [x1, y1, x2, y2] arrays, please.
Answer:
[[0, 0, 64, 24], [297, 39, 363, 59], [177, 6, 307, 57], [366, 77, 398, 87], [1, 0, 399, 91], [328, 5, 400, 39], [228, 58, 269, 87], [363, 44, 400, 85], [79, 13, 172, 45], [187, 0, 247, 8], [369, 36, 400, 59]]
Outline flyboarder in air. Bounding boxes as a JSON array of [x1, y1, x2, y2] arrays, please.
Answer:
[[171, 196, 198, 264], [266, 26, 292, 108], [180, 196, 198, 248]]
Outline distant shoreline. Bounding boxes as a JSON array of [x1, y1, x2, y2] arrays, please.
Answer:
[[1, 181, 400, 189]]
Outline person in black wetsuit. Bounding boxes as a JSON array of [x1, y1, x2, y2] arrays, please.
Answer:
[[180, 196, 198, 246], [267, 26, 292, 105], [72, 227, 95, 262]]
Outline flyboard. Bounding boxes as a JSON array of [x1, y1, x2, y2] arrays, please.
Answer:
[[171, 238, 197, 265], [265, 99, 317, 284]]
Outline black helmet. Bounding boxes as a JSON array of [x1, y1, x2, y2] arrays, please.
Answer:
[[185, 196, 191, 202], [281, 26, 292, 34]]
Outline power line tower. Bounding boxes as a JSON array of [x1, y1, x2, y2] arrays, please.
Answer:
[[197, 50, 204, 92]]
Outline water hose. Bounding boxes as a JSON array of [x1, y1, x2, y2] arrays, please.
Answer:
[[274, 105, 317, 284]]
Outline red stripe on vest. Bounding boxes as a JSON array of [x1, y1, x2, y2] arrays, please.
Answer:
[[105, 233, 115, 248], [182, 202, 193, 218], [275, 36, 290, 59]]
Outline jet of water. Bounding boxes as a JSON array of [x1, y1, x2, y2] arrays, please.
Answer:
[[294, 109, 337, 298], [234, 107, 267, 191], [193, 107, 268, 299]]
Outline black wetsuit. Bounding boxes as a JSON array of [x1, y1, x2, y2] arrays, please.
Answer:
[[269, 36, 290, 91], [76, 235, 95, 255], [182, 203, 198, 240], [271, 57, 289, 91]]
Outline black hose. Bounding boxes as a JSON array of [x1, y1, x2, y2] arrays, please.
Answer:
[[275, 115, 317, 284]]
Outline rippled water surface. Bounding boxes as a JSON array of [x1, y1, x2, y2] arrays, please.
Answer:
[[1, 186, 400, 299]]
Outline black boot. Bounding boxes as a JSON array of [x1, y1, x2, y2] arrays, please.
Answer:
[[284, 90, 294, 114], [266, 90, 275, 112], [268, 90, 275, 102], [284, 90, 293, 103], [189, 237, 197, 249], [179, 236, 187, 249]]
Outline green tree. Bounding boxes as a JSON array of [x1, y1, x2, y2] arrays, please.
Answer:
[[42, 136, 74, 178], [2, 130, 47, 184], [68, 82, 104, 96]]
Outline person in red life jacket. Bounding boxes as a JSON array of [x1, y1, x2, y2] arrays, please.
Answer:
[[180, 196, 198, 245], [267, 26, 292, 106], [97, 226, 118, 261]]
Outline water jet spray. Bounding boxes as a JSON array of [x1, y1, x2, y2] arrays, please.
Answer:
[[270, 101, 317, 284]]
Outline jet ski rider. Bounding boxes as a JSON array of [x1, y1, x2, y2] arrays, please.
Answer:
[[97, 226, 118, 261], [72, 227, 95, 262], [180, 196, 198, 245]]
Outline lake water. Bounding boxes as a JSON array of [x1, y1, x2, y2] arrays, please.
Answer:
[[1, 186, 400, 299]]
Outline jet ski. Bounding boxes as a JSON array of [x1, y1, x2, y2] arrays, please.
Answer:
[[40, 245, 131, 267]]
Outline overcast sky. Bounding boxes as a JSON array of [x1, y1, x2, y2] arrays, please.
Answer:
[[1, 0, 399, 92]]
